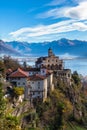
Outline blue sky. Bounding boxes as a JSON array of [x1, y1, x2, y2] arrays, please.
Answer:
[[0, 0, 87, 42]]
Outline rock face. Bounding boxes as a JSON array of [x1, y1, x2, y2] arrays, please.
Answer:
[[54, 74, 87, 123], [12, 101, 31, 117], [11, 100, 36, 128]]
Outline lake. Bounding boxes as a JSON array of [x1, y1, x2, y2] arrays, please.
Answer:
[[20, 58, 87, 76], [64, 58, 87, 76]]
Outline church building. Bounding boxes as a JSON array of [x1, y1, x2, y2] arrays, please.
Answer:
[[35, 48, 64, 70], [35, 48, 71, 85]]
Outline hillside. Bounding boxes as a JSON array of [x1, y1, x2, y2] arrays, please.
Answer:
[[0, 70, 87, 130], [67, 122, 87, 130]]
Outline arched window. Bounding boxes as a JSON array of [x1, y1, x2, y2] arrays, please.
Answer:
[[59, 64, 62, 70], [48, 64, 50, 67]]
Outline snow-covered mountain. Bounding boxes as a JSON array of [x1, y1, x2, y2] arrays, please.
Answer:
[[0, 38, 87, 58]]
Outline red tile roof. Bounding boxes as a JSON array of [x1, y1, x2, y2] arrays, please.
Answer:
[[9, 68, 28, 78], [28, 74, 46, 81], [6, 68, 13, 74]]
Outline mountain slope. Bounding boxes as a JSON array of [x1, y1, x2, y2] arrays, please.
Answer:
[[0, 40, 21, 56], [1, 38, 87, 57]]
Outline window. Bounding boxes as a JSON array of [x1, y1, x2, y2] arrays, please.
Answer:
[[38, 86, 40, 89], [23, 82, 25, 85], [68, 74, 70, 77], [38, 96, 40, 99], [18, 82, 20, 85], [38, 92, 40, 94], [48, 64, 50, 67], [38, 82, 40, 89], [32, 82, 34, 84], [38, 82, 40, 84]]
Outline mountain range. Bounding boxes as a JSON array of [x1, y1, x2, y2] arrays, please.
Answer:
[[0, 38, 87, 58]]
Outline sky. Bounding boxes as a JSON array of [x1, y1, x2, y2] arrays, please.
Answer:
[[0, 0, 87, 43]]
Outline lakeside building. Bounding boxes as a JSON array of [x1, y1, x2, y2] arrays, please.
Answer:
[[7, 67, 54, 102], [36, 48, 71, 85], [36, 48, 64, 70], [7, 68, 28, 87]]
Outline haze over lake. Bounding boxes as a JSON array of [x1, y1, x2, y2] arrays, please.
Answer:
[[64, 59, 87, 76]]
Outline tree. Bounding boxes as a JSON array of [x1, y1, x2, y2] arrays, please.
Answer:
[[36, 90, 73, 130], [3, 56, 21, 70], [13, 87, 24, 97], [72, 71, 81, 86], [0, 60, 6, 77], [0, 83, 6, 129], [0, 83, 21, 130], [5, 115, 21, 130]]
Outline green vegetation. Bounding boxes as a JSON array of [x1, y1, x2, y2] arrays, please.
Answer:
[[0, 60, 6, 77], [35, 71, 87, 130], [72, 71, 81, 86], [13, 87, 24, 97], [0, 82, 6, 129], [4, 115, 20, 129], [66, 122, 87, 130], [3, 56, 21, 70], [0, 82, 21, 130], [36, 90, 73, 130], [0, 56, 22, 78]]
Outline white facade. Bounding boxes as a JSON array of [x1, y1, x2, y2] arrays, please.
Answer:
[[7, 68, 28, 87], [28, 68, 47, 76], [7, 68, 54, 102], [40, 68, 47, 76], [25, 71, 54, 101], [27, 78, 47, 101], [8, 77, 27, 87]]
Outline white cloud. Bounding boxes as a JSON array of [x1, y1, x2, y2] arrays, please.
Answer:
[[38, 1, 87, 20], [65, 1, 87, 20], [9, 0, 87, 43], [37, 8, 62, 19], [9, 19, 87, 42], [72, 22, 87, 31]]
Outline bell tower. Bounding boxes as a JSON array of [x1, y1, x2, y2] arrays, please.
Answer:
[[48, 48, 54, 57]]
